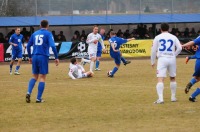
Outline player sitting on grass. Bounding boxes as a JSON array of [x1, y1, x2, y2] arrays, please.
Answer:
[[69, 58, 93, 80]]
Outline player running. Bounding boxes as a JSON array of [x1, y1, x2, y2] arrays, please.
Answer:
[[86, 25, 106, 73], [9, 27, 25, 75], [151, 23, 182, 104], [182, 35, 200, 102], [26, 20, 59, 103], [107, 31, 135, 77], [68, 58, 93, 79]]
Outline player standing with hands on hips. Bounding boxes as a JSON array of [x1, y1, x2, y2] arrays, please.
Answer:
[[86, 25, 106, 73], [182, 35, 200, 102], [107, 31, 135, 77], [26, 20, 59, 103], [151, 23, 182, 104], [9, 27, 25, 75]]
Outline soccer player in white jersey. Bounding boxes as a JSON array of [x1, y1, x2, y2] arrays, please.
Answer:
[[68, 58, 93, 79], [151, 23, 182, 104], [86, 25, 106, 73]]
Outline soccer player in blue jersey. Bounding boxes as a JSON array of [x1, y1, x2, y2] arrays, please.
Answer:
[[26, 20, 59, 103], [182, 35, 200, 102], [108, 31, 135, 77], [9, 27, 25, 75], [95, 28, 106, 71]]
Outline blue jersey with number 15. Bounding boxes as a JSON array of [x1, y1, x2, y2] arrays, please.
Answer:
[[27, 29, 55, 57]]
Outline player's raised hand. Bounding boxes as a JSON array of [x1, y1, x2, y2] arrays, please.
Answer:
[[55, 59, 59, 66], [29, 58, 32, 64]]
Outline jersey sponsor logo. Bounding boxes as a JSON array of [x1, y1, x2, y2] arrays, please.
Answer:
[[18, 39, 21, 42]]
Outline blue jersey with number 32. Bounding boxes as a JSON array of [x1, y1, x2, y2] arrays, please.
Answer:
[[28, 29, 55, 57]]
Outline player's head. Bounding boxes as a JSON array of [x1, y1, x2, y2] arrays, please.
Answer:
[[110, 31, 116, 37], [93, 25, 99, 34], [160, 23, 169, 32], [70, 58, 77, 64], [40, 20, 49, 29], [15, 27, 21, 35], [100, 28, 105, 35]]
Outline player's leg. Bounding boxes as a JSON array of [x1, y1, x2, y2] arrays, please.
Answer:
[[189, 87, 200, 102], [9, 60, 15, 75], [14, 58, 22, 75], [26, 74, 38, 103], [26, 56, 39, 103], [36, 74, 46, 103], [169, 58, 177, 102], [36, 56, 49, 103], [14, 51, 23, 75], [10, 50, 17, 75], [108, 54, 121, 77], [185, 59, 200, 94], [81, 58, 91, 66], [120, 53, 131, 66], [81, 71, 93, 78], [186, 55, 196, 64], [95, 50, 102, 71], [154, 58, 167, 104]]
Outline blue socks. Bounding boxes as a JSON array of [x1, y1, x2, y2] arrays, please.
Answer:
[[37, 82, 45, 100], [10, 65, 13, 72], [111, 67, 118, 76], [96, 60, 100, 69], [121, 57, 126, 64], [191, 88, 200, 98], [27, 78, 36, 94], [15, 66, 20, 72], [190, 78, 197, 85]]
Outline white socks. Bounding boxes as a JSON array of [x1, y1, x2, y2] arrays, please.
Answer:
[[90, 61, 94, 72], [170, 82, 177, 100], [156, 82, 164, 102]]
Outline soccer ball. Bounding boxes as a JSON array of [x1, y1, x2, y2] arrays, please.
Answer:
[[77, 42, 86, 52], [107, 70, 112, 76]]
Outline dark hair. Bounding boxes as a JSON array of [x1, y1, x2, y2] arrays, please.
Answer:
[[110, 31, 116, 36], [70, 58, 77, 64], [40, 20, 49, 28], [161, 23, 169, 31]]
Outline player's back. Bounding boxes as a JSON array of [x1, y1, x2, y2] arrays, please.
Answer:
[[30, 29, 54, 57], [109, 36, 127, 54], [154, 32, 180, 58]]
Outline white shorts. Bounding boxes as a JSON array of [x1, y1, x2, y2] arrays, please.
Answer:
[[157, 57, 176, 77], [77, 69, 87, 79], [88, 46, 97, 59]]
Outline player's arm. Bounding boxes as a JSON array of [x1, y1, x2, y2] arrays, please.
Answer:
[[9, 35, 17, 47], [127, 37, 135, 42], [151, 38, 158, 67], [68, 67, 76, 80], [49, 34, 59, 66], [86, 34, 98, 44], [111, 42, 119, 52], [182, 41, 195, 48], [175, 38, 182, 56]]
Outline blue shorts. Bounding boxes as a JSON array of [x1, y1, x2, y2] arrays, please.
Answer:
[[32, 55, 49, 75], [110, 52, 121, 65], [96, 50, 102, 57], [193, 59, 200, 77], [12, 50, 22, 60]]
